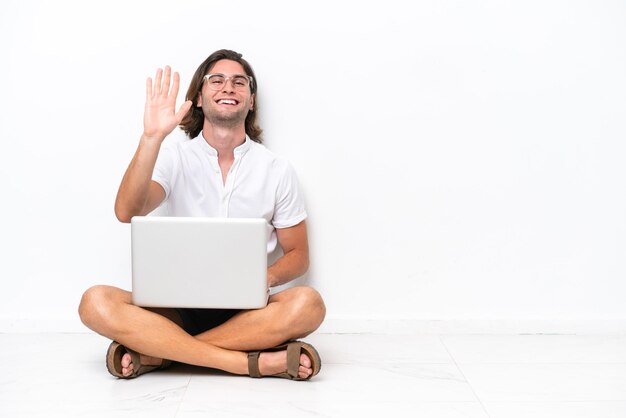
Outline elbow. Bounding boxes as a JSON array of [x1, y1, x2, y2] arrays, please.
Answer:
[[115, 211, 132, 224], [114, 204, 132, 224]]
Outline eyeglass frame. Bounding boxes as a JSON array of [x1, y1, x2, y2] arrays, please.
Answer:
[[203, 73, 255, 91]]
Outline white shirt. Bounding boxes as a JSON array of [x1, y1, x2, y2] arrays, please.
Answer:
[[152, 133, 307, 255]]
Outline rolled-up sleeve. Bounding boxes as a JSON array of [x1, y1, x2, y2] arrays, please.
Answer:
[[272, 160, 307, 229]]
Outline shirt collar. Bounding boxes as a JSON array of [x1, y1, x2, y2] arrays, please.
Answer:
[[197, 131, 251, 157]]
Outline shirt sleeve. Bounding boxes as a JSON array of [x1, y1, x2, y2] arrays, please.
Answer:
[[272, 160, 308, 229], [151, 145, 175, 201]]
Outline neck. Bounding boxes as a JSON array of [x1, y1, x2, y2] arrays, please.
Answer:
[[201, 123, 246, 159]]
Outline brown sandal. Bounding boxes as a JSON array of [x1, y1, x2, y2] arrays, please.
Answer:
[[247, 341, 322, 381], [106, 341, 172, 379]]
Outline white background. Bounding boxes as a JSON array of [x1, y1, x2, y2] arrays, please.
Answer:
[[1, 0, 625, 332]]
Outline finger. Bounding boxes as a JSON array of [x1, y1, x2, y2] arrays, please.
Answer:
[[146, 77, 153, 99], [175, 100, 193, 123], [170, 71, 181, 100], [154, 68, 163, 96], [162, 65, 171, 97]]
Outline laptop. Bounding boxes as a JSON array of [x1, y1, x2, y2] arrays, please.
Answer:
[[131, 216, 269, 309]]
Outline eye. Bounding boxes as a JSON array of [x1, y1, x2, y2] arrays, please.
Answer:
[[208, 75, 225, 84], [232, 76, 247, 86]]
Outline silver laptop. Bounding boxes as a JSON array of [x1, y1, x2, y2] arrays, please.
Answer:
[[131, 216, 269, 309]]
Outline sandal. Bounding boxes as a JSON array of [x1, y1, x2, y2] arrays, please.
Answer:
[[247, 340, 322, 381], [106, 341, 172, 379]]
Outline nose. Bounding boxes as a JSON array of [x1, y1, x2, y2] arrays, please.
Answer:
[[221, 77, 236, 93]]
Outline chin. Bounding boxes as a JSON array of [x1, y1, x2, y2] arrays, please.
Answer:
[[207, 114, 246, 128]]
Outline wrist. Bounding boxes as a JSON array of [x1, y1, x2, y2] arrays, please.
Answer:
[[139, 134, 166, 153], [140, 132, 166, 144], [267, 271, 278, 288]]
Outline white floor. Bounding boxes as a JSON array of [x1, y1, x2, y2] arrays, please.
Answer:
[[2, 333, 626, 417]]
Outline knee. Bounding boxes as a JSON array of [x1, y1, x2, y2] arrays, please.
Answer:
[[78, 285, 116, 330], [287, 287, 326, 333]]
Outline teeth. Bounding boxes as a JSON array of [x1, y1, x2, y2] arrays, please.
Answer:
[[219, 99, 237, 105]]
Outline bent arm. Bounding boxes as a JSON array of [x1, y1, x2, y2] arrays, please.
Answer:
[[114, 137, 166, 223], [267, 220, 310, 288], [114, 66, 191, 223]]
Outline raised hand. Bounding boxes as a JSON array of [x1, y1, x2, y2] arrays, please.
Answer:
[[143, 66, 193, 141]]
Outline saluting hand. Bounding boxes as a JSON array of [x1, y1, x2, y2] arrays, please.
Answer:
[[143, 66, 192, 142]]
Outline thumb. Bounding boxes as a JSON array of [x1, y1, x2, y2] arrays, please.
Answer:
[[175, 100, 193, 122]]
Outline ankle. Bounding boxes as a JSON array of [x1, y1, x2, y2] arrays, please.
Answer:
[[139, 353, 163, 366]]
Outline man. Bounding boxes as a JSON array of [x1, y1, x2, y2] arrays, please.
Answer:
[[79, 49, 326, 381]]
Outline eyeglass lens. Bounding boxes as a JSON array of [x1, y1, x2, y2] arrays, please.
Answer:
[[206, 74, 250, 91]]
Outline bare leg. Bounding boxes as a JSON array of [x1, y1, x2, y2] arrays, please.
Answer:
[[78, 285, 325, 378], [195, 286, 326, 350], [195, 286, 326, 378]]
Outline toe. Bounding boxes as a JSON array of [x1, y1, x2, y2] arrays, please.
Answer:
[[121, 353, 132, 368], [297, 353, 313, 379], [121, 353, 134, 377], [300, 353, 312, 369], [122, 366, 133, 377], [298, 365, 312, 379]]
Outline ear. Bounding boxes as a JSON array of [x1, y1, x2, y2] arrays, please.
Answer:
[[196, 92, 203, 107], [249, 93, 255, 111]]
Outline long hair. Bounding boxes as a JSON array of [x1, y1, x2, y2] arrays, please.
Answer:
[[180, 49, 263, 143]]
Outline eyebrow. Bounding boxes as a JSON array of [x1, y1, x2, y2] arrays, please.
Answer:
[[207, 73, 249, 78]]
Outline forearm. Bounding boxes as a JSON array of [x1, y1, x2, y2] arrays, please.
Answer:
[[114, 135, 162, 222], [267, 248, 310, 288]]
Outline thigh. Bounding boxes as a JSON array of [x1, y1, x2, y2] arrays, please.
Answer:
[[101, 287, 183, 327], [99, 286, 183, 328]]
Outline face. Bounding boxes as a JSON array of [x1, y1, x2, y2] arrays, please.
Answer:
[[198, 59, 255, 128]]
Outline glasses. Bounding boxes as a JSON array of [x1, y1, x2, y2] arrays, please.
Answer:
[[203, 73, 253, 91]]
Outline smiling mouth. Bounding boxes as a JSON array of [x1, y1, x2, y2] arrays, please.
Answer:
[[217, 99, 239, 105]]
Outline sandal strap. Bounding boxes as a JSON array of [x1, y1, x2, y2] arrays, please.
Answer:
[[126, 349, 142, 374], [248, 351, 262, 378], [286, 342, 302, 378], [126, 347, 170, 377], [246, 341, 321, 380], [106, 341, 172, 379]]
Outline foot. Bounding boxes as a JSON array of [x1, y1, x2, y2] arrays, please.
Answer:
[[120, 352, 163, 377], [258, 350, 313, 379]]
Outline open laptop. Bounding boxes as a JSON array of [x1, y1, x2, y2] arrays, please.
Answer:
[[131, 216, 269, 309]]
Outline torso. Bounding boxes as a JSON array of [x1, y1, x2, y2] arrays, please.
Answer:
[[151, 134, 307, 255], [218, 157, 234, 185]]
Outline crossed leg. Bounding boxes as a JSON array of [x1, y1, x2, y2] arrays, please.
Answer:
[[78, 285, 326, 378]]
